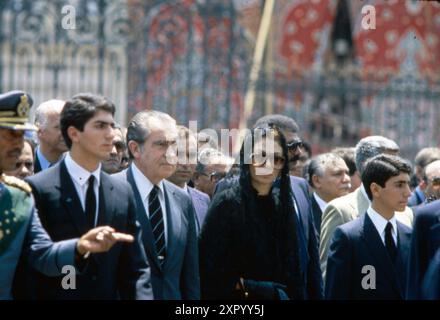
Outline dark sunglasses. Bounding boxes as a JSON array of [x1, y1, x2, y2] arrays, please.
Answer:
[[286, 139, 303, 151], [251, 151, 286, 169]]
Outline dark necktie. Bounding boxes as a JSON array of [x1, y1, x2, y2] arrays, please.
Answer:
[[385, 222, 397, 263], [149, 185, 166, 265], [85, 175, 96, 228]]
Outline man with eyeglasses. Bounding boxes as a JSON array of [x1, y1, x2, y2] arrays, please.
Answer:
[[193, 148, 233, 198], [114, 111, 200, 300]]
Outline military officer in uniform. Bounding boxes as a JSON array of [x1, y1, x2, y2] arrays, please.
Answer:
[[0, 90, 134, 299]]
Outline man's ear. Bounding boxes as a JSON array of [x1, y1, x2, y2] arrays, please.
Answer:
[[128, 141, 140, 159], [370, 182, 381, 199], [312, 174, 321, 189], [419, 179, 427, 191], [192, 172, 200, 186], [36, 125, 43, 138], [67, 126, 79, 144]]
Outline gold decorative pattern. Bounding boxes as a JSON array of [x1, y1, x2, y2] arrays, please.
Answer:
[[0, 174, 32, 194], [16, 95, 30, 117]]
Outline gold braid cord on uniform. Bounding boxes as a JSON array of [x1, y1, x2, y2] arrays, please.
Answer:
[[0, 174, 32, 194]]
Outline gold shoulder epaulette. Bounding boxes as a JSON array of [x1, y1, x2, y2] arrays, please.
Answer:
[[0, 174, 32, 194]]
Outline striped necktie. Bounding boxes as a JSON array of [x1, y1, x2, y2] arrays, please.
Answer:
[[149, 185, 166, 265]]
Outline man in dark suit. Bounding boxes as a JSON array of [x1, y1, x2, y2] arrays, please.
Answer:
[[167, 125, 210, 234], [33, 99, 68, 173], [26, 93, 153, 300], [406, 198, 440, 299], [307, 153, 351, 235], [421, 249, 440, 299], [114, 110, 200, 300], [0, 90, 135, 299], [325, 154, 412, 299]]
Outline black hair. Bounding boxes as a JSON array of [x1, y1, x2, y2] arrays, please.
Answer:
[[61, 93, 115, 149], [362, 154, 412, 200], [253, 114, 299, 133]]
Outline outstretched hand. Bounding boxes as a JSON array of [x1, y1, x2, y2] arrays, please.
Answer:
[[76, 226, 134, 255]]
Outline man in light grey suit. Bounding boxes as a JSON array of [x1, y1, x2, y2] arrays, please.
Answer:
[[114, 111, 200, 300], [167, 126, 210, 234], [319, 136, 414, 281]]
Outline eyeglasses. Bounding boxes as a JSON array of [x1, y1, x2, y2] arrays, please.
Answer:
[[286, 139, 303, 151], [424, 176, 440, 187], [251, 151, 285, 169], [201, 171, 227, 182], [14, 161, 33, 170]]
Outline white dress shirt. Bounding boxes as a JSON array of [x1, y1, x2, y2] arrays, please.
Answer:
[[366, 206, 398, 246], [131, 163, 168, 246], [313, 192, 328, 213], [64, 153, 101, 227]]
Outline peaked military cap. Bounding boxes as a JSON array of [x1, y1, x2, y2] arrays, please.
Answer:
[[0, 90, 37, 131]]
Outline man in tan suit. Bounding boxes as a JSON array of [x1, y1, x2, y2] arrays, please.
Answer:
[[320, 136, 414, 281]]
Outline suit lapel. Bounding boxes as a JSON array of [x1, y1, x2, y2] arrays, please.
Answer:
[[429, 215, 440, 251], [58, 161, 89, 235], [34, 154, 42, 174], [361, 214, 403, 298], [289, 179, 309, 244], [311, 195, 322, 232], [97, 173, 115, 226], [163, 182, 182, 268], [394, 223, 411, 293], [126, 166, 161, 270], [187, 188, 201, 234]]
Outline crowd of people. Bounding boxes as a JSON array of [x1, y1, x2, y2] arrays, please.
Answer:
[[0, 90, 439, 300]]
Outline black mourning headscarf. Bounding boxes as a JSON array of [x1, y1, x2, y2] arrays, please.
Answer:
[[237, 126, 305, 299]]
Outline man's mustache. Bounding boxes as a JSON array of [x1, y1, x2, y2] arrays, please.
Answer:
[[289, 154, 300, 163]]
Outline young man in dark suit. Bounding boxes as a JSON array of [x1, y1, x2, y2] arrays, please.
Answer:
[[0, 91, 136, 299], [114, 110, 200, 300], [26, 93, 153, 300], [325, 154, 412, 299]]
